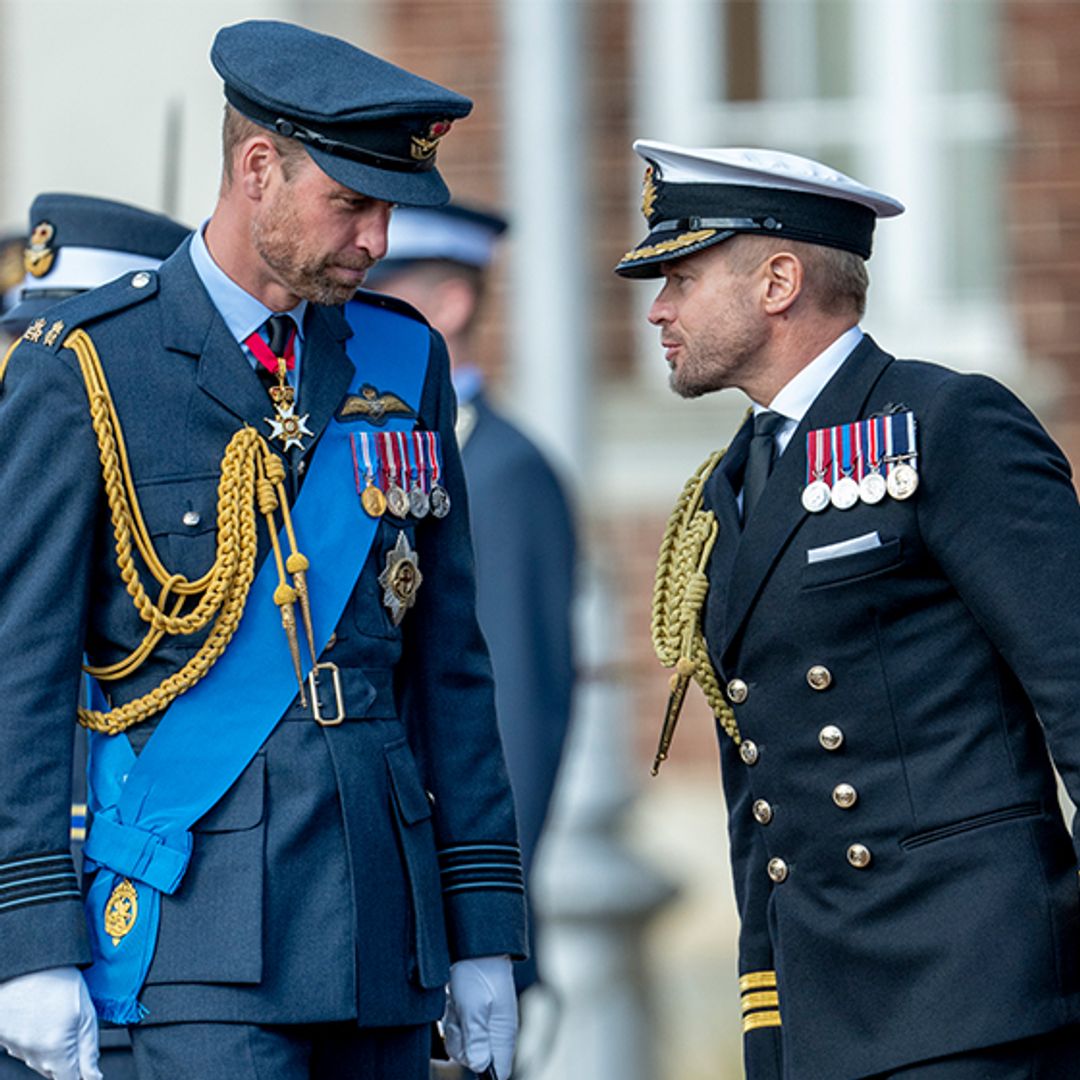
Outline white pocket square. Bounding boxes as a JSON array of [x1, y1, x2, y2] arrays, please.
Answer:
[[806, 531, 882, 564]]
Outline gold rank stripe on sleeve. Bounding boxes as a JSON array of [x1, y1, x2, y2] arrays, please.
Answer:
[[741, 990, 779, 1012], [740, 970, 782, 1034], [743, 1010, 783, 1033], [738, 969, 777, 993]]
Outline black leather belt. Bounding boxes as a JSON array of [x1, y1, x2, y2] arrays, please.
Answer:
[[281, 664, 397, 725]]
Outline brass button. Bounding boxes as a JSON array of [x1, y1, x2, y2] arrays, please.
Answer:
[[323, 632, 337, 652], [767, 857, 788, 883], [131, 271, 151, 289], [819, 725, 844, 751], [182, 510, 201, 528], [740, 740, 759, 766], [752, 799, 773, 825], [806, 665, 833, 691], [727, 678, 749, 704], [847, 843, 872, 869], [832, 783, 858, 809]]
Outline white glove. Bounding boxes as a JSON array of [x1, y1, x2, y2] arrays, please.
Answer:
[[0, 967, 102, 1080], [443, 954, 517, 1079]]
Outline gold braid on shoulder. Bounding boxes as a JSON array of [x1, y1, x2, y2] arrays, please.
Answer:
[[55, 329, 318, 734], [650, 449, 738, 773]]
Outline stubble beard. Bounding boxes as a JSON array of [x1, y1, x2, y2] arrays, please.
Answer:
[[668, 297, 768, 400], [251, 196, 373, 306]]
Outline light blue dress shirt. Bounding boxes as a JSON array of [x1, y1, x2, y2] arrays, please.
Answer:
[[188, 223, 308, 397]]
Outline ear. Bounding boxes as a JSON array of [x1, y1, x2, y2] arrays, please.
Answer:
[[236, 135, 279, 202], [761, 251, 803, 315], [432, 276, 479, 339]]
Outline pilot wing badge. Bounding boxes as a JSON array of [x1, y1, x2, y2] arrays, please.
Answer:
[[338, 383, 416, 426]]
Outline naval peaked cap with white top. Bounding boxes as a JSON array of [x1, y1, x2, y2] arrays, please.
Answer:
[[615, 141, 905, 278]]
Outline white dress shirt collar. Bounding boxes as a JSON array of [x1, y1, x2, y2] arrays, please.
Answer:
[[752, 325, 864, 457]]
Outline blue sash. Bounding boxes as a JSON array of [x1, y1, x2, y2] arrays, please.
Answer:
[[82, 302, 429, 1023]]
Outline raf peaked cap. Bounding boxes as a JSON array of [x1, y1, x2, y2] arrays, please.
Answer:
[[367, 202, 508, 283], [615, 141, 904, 279], [2, 193, 190, 331], [212, 20, 473, 208]]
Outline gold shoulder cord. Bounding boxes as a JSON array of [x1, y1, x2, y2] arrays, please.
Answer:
[[650, 449, 738, 773], [27, 329, 321, 735]]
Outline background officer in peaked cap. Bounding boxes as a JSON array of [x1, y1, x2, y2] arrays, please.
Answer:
[[622, 141, 1080, 1079], [1, 194, 190, 336], [0, 20, 524, 1080], [368, 203, 577, 999]]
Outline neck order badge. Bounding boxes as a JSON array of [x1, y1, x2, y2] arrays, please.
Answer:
[[81, 303, 429, 1023]]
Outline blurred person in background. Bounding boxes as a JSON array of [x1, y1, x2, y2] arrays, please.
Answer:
[[622, 140, 1080, 1080], [368, 204, 577, 1005], [0, 191, 189, 1080]]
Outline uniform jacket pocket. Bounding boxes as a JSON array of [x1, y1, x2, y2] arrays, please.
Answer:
[[144, 753, 266, 985], [801, 535, 903, 591], [385, 740, 450, 989], [134, 474, 219, 584], [900, 802, 1041, 850]]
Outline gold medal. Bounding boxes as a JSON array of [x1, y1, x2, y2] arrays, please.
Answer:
[[361, 483, 387, 517]]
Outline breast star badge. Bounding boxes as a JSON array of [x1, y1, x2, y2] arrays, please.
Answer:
[[378, 531, 423, 626], [265, 402, 314, 452]]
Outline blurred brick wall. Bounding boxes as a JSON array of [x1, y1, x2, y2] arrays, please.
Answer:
[[376, 0, 636, 386], [1004, 0, 1080, 468]]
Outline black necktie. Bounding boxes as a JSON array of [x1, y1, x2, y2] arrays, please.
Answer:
[[256, 314, 295, 395], [742, 410, 786, 526]]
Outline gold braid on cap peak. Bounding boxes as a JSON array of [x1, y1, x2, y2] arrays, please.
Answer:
[[54, 328, 317, 734], [650, 448, 737, 771]]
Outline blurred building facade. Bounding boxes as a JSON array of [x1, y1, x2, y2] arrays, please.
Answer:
[[0, 2, 1077, 1078]]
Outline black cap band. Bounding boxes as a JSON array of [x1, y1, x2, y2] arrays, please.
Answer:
[[650, 182, 876, 258], [225, 86, 435, 175]]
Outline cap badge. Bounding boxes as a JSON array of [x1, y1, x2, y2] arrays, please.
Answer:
[[338, 383, 416, 426], [641, 166, 658, 220], [24, 221, 56, 279], [410, 119, 454, 162]]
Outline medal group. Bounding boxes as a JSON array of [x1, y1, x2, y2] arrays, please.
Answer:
[[349, 430, 451, 521], [802, 411, 919, 513]]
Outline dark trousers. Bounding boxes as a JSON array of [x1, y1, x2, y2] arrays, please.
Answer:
[[128, 1021, 430, 1080], [868, 1024, 1080, 1079]]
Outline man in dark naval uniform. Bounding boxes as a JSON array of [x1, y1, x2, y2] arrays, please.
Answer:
[[0, 21, 525, 1080], [620, 140, 1080, 1079], [368, 203, 577, 997]]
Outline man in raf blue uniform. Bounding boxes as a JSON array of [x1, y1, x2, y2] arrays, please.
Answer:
[[622, 141, 1080, 1079], [0, 191, 189, 1080], [0, 21, 525, 1080], [368, 204, 577, 997]]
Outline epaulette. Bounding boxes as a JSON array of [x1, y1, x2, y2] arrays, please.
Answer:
[[351, 286, 430, 328], [20, 270, 160, 353]]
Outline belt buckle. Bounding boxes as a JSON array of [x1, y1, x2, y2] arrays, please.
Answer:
[[309, 662, 345, 726]]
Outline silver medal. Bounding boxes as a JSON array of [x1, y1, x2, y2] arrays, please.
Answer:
[[386, 484, 410, 519], [830, 475, 860, 510], [887, 462, 919, 500], [859, 471, 887, 505], [408, 486, 430, 519], [801, 480, 831, 514], [429, 484, 451, 519]]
